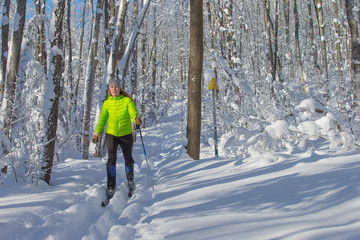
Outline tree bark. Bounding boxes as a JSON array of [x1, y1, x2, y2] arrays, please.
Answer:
[[1, 0, 26, 139], [109, 0, 128, 82], [151, 1, 157, 106], [73, 0, 86, 117], [282, 0, 294, 82], [187, 0, 203, 160], [332, 0, 343, 77], [293, 0, 307, 94], [82, 0, 104, 159], [130, 0, 139, 99], [65, 0, 74, 125], [307, 0, 321, 76], [344, 0, 360, 114], [313, 0, 329, 82], [34, 0, 47, 74], [0, 0, 10, 101], [263, 0, 277, 99], [41, 0, 65, 184]]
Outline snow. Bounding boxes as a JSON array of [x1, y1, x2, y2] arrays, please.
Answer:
[[265, 120, 288, 139], [12, 13, 21, 32], [1, 101, 360, 240]]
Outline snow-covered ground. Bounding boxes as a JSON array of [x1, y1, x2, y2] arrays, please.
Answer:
[[1, 102, 360, 240]]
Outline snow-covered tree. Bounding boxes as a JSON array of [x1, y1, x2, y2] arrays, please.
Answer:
[[41, 0, 65, 184]]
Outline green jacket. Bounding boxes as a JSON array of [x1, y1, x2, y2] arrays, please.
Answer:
[[95, 95, 139, 137]]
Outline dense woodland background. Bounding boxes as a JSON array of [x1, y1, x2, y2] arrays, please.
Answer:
[[0, 0, 360, 185]]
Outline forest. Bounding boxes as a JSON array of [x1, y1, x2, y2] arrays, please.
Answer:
[[0, 0, 360, 185]]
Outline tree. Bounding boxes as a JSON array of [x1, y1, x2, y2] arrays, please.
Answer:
[[344, 0, 360, 114], [263, 0, 282, 101], [332, 0, 343, 77], [82, 0, 104, 159], [65, 0, 74, 127], [0, 0, 10, 101], [41, 0, 65, 184], [187, 0, 203, 160], [151, 0, 157, 116], [108, 0, 129, 82], [73, 0, 87, 118], [313, 0, 329, 82], [1, 0, 27, 140], [34, 0, 47, 74], [293, 0, 306, 94], [307, 0, 321, 76]]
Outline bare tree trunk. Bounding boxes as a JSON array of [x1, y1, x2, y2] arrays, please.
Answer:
[[151, 1, 157, 106], [109, 0, 128, 82], [187, 0, 203, 160], [263, 0, 276, 98], [104, 0, 111, 62], [41, 0, 65, 184], [313, 0, 329, 82], [282, 0, 294, 82], [274, 0, 282, 84], [344, 0, 360, 114], [332, 0, 343, 77], [82, 0, 104, 159], [293, 0, 307, 94], [225, 0, 235, 68], [116, 0, 151, 83], [1, 0, 26, 140], [65, 0, 74, 128], [206, 0, 215, 48], [34, 0, 47, 75], [308, 0, 321, 76], [73, 0, 86, 116], [140, 1, 147, 127], [130, 0, 139, 100], [0, 0, 10, 101]]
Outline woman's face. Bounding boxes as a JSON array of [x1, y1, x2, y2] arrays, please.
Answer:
[[109, 84, 121, 97]]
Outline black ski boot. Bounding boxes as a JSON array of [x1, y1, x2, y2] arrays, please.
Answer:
[[126, 165, 135, 198]]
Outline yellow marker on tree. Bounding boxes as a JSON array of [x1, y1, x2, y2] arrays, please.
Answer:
[[208, 78, 219, 90], [208, 78, 219, 157]]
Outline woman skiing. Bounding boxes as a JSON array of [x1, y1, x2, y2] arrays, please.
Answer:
[[91, 79, 142, 197]]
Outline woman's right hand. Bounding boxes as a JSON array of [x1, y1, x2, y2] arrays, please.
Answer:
[[91, 133, 99, 143]]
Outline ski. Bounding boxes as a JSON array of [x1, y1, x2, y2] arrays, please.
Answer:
[[101, 190, 115, 207], [128, 181, 135, 198], [101, 182, 135, 206], [128, 188, 134, 198]]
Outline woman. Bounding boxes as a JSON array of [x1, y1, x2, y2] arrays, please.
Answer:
[[91, 79, 142, 196]]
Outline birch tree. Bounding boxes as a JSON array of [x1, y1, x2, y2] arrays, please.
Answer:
[[34, 0, 47, 74], [108, 0, 129, 83], [1, 0, 27, 140], [65, 0, 74, 125], [130, 0, 139, 99], [0, 0, 10, 100], [151, 1, 157, 109], [187, 0, 203, 160], [73, 0, 87, 117], [82, 0, 104, 159], [41, 0, 65, 184]]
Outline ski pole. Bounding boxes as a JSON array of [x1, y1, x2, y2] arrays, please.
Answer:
[[136, 123, 154, 191]]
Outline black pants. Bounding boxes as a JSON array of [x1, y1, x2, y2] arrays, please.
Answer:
[[105, 133, 134, 190]]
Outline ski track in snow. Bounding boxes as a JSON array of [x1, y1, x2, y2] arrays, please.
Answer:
[[1, 102, 360, 239]]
